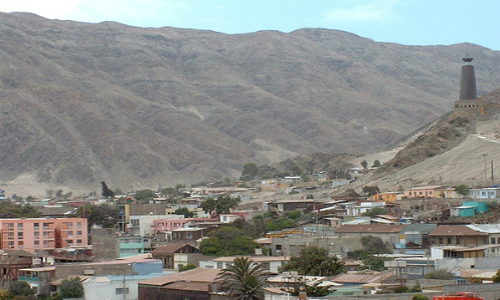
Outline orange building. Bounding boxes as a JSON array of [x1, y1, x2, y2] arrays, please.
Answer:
[[369, 192, 399, 202], [0, 218, 87, 253]]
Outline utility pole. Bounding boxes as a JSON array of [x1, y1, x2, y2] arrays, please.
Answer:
[[491, 160, 494, 182]]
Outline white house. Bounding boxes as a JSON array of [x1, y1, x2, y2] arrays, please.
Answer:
[[469, 187, 500, 199]]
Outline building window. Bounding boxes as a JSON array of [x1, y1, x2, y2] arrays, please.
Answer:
[[492, 238, 496, 244], [456, 237, 461, 244], [447, 238, 452, 244], [68, 231, 74, 238], [76, 222, 82, 228], [115, 288, 129, 295], [34, 232, 40, 238], [18, 232, 23, 239], [17, 223, 23, 229], [34, 241, 40, 247], [34, 223, 39, 230], [77, 231, 82, 236], [76, 239, 82, 244], [439, 238, 443, 244], [67, 240, 73, 245], [7, 242, 14, 249], [7, 232, 14, 239]]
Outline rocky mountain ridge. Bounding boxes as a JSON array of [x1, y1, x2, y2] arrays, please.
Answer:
[[0, 12, 500, 195]]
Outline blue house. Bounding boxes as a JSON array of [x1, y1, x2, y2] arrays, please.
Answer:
[[452, 201, 489, 217]]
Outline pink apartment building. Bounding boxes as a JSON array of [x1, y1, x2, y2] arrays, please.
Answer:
[[0, 218, 88, 253], [153, 219, 189, 233]]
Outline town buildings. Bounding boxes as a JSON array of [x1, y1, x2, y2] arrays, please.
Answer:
[[0, 218, 88, 254]]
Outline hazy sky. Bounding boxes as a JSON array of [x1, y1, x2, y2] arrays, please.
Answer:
[[1, 0, 499, 50]]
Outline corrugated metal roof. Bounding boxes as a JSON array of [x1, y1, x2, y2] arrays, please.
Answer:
[[335, 224, 406, 233], [466, 224, 500, 233], [429, 225, 488, 236]]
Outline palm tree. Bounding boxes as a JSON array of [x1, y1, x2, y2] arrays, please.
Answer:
[[215, 256, 272, 300]]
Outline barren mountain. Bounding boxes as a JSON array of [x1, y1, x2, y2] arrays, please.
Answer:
[[0, 12, 499, 195], [355, 87, 500, 192]]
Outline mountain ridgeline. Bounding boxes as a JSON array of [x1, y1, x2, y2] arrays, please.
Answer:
[[0, 12, 499, 194]]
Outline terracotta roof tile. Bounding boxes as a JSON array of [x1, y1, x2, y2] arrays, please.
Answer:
[[139, 268, 221, 286]]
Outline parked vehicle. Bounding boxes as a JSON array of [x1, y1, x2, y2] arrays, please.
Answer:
[[433, 292, 483, 300]]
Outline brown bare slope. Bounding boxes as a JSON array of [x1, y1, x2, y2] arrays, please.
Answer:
[[355, 86, 500, 191], [0, 12, 500, 194]]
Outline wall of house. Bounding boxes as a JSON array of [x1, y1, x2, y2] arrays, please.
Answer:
[[436, 256, 500, 272], [271, 236, 363, 258], [83, 276, 139, 300], [91, 228, 120, 260], [55, 263, 135, 280], [138, 286, 209, 300]]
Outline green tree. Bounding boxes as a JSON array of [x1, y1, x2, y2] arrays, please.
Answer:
[[362, 185, 380, 196], [240, 162, 259, 181], [280, 245, 345, 276], [8, 281, 34, 298], [283, 282, 334, 297], [266, 217, 296, 232], [134, 189, 156, 202], [360, 235, 392, 254], [55, 189, 63, 198], [358, 253, 389, 271], [174, 207, 194, 218], [71, 204, 120, 230], [101, 181, 115, 199], [59, 277, 84, 299], [232, 218, 267, 239], [200, 195, 240, 216], [179, 263, 197, 272], [360, 160, 368, 169], [362, 207, 388, 217], [424, 269, 454, 279], [200, 226, 258, 256], [287, 211, 302, 220], [372, 160, 381, 168], [215, 257, 271, 300], [412, 295, 429, 300], [454, 184, 469, 197], [492, 268, 500, 282], [161, 187, 176, 196], [62, 192, 73, 199], [0, 201, 40, 218]]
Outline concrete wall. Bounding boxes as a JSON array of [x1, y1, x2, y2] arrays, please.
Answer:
[[436, 257, 500, 271], [91, 228, 120, 260], [265, 292, 441, 300], [56, 262, 135, 280], [271, 236, 363, 258]]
